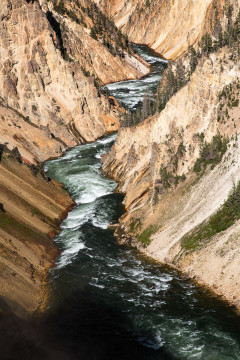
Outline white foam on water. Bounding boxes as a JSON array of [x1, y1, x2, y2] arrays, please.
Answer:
[[97, 134, 117, 145], [89, 277, 106, 289], [78, 189, 111, 204], [56, 241, 86, 269], [90, 282, 105, 289], [61, 206, 93, 230], [92, 217, 109, 229], [142, 74, 163, 84], [109, 274, 126, 282]]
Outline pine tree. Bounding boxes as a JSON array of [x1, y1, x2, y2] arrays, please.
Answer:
[[176, 59, 186, 89]]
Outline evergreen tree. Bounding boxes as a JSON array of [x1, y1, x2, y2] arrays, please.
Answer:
[[189, 46, 198, 74], [176, 59, 186, 89], [90, 27, 97, 40], [142, 88, 151, 120]]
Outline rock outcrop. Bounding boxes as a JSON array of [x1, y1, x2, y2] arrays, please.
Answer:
[[43, 0, 149, 84], [0, 0, 149, 315]]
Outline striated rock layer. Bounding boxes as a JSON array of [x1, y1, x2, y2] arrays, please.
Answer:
[[0, 147, 74, 317], [0, 0, 149, 314]]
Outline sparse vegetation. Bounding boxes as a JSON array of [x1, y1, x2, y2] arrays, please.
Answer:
[[122, 7, 240, 128], [193, 134, 228, 173], [181, 181, 240, 250], [52, 0, 133, 57], [138, 225, 157, 246], [0, 212, 47, 244], [129, 218, 142, 232]]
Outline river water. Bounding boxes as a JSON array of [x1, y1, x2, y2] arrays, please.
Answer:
[[43, 133, 240, 360], [12, 45, 240, 360], [105, 44, 168, 110]]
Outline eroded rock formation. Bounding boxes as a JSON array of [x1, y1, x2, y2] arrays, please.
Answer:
[[0, 0, 149, 315], [0, 0, 148, 163]]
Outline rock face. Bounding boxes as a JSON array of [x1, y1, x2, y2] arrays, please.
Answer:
[[0, 0, 148, 163], [0, 102, 64, 163], [102, 45, 240, 309], [0, 147, 74, 317], [96, 0, 240, 59], [46, 0, 149, 85]]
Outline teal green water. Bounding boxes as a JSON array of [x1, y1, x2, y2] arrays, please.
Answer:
[[105, 44, 167, 109], [42, 133, 240, 360]]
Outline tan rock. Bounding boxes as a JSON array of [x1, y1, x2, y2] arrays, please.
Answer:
[[96, 0, 240, 59]]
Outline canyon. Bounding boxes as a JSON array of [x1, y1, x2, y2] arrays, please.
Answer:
[[102, 0, 240, 310], [96, 0, 240, 59], [0, 0, 240, 358], [0, 145, 74, 316], [0, 0, 239, 326], [0, 0, 148, 315]]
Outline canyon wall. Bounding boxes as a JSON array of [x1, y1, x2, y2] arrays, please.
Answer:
[[0, 0, 148, 164], [102, 44, 240, 309], [1, 0, 240, 315], [96, 0, 240, 59]]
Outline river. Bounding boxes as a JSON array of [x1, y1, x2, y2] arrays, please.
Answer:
[[105, 44, 168, 110], [40, 46, 240, 359]]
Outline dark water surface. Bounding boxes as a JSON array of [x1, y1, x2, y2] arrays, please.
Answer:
[[43, 45, 240, 360], [42, 134, 240, 360]]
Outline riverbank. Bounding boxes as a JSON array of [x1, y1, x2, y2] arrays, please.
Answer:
[[113, 219, 240, 313]]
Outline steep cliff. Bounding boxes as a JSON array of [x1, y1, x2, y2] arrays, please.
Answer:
[[0, 146, 74, 317], [103, 30, 240, 310], [43, 0, 149, 84], [96, 0, 240, 60], [0, 0, 148, 164]]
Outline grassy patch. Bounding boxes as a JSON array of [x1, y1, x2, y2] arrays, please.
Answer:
[[138, 225, 157, 246], [28, 204, 55, 225], [181, 181, 240, 251]]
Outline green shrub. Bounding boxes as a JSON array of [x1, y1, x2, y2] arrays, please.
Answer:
[[232, 99, 239, 107], [193, 134, 228, 173], [129, 218, 142, 232]]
